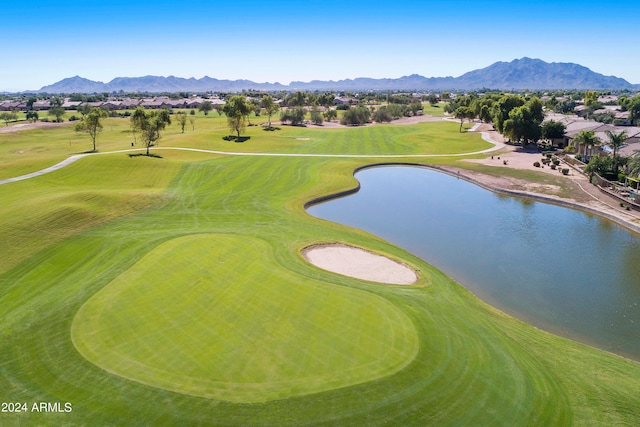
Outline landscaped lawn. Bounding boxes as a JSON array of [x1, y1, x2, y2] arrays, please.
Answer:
[[1, 119, 640, 425]]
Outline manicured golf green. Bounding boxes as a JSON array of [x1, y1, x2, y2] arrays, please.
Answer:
[[72, 233, 419, 403], [1, 118, 640, 425]]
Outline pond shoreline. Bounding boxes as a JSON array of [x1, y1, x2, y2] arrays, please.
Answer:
[[305, 166, 640, 362]]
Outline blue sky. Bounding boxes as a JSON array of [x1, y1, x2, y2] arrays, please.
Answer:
[[2, 0, 639, 91]]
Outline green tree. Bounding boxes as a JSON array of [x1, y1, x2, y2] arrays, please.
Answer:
[[0, 111, 18, 126], [541, 120, 566, 141], [48, 106, 65, 123], [324, 109, 337, 122], [585, 154, 616, 179], [49, 96, 63, 108], [317, 92, 335, 110], [78, 104, 92, 116], [627, 96, 640, 126], [372, 107, 393, 123], [502, 101, 542, 145], [130, 107, 171, 155], [280, 107, 305, 126], [306, 93, 318, 107], [25, 111, 39, 123], [492, 95, 525, 133], [74, 107, 108, 151], [198, 100, 213, 115], [340, 106, 371, 126], [222, 95, 252, 138], [584, 91, 598, 107], [26, 96, 37, 110], [288, 91, 306, 107], [477, 104, 492, 123], [426, 94, 439, 106], [261, 95, 279, 129], [453, 106, 472, 132], [385, 103, 407, 119], [175, 112, 187, 133], [527, 97, 544, 123], [310, 107, 323, 125], [409, 102, 423, 116]]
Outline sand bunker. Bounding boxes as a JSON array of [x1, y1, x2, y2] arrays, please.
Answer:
[[302, 244, 417, 285]]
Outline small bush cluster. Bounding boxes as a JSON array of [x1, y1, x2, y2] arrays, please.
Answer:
[[340, 106, 371, 126], [280, 107, 306, 126]]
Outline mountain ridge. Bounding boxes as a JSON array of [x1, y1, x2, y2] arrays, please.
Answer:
[[35, 58, 637, 93]]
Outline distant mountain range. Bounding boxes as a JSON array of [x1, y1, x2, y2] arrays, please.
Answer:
[[35, 58, 638, 93]]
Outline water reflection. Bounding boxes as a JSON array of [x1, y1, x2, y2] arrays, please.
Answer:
[[308, 166, 640, 360]]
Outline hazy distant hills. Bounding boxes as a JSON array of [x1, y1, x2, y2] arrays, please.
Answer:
[[36, 58, 637, 93]]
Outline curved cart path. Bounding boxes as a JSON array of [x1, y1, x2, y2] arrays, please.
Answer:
[[0, 128, 504, 185]]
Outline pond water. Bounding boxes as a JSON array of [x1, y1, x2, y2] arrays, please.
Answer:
[[307, 166, 640, 361]]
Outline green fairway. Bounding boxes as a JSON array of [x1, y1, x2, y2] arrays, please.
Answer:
[[1, 118, 640, 425]]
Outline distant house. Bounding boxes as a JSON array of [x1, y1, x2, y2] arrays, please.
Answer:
[[0, 101, 24, 111], [185, 99, 203, 109], [33, 100, 51, 110], [120, 98, 142, 109], [166, 99, 187, 109], [597, 95, 618, 104], [62, 100, 82, 110], [573, 105, 590, 117], [140, 98, 164, 109], [334, 97, 355, 105], [616, 127, 640, 157]]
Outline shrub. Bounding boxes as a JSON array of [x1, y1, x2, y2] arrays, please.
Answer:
[[340, 106, 371, 126], [280, 107, 306, 126], [553, 159, 560, 166], [372, 108, 393, 123], [551, 164, 557, 170], [533, 161, 541, 168], [310, 108, 323, 126], [562, 168, 569, 175], [324, 109, 337, 122]]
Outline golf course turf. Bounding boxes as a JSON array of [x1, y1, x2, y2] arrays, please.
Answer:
[[1, 116, 640, 425]]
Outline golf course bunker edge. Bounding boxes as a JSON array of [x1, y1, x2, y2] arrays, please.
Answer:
[[302, 243, 418, 285]]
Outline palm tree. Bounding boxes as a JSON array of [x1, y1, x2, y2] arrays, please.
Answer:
[[605, 129, 628, 173], [572, 130, 601, 161], [626, 151, 640, 178]]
